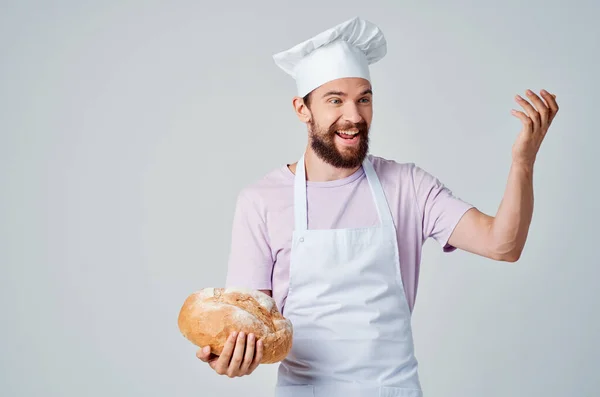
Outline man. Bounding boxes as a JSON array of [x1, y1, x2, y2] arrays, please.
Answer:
[[197, 16, 559, 396]]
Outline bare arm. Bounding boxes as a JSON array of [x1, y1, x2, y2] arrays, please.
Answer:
[[448, 89, 559, 262], [448, 162, 533, 261]]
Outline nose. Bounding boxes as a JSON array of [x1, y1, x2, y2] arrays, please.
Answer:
[[343, 103, 363, 124]]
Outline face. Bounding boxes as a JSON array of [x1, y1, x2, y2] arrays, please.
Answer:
[[299, 78, 373, 168]]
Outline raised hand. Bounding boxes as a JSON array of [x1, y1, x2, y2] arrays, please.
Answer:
[[510, 89, 559, 167], [196, 331, 263, 378]]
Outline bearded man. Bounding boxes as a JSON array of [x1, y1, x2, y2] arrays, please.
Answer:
[[196, 16, 559, 397]]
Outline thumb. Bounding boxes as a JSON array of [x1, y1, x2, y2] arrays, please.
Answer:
[[196, 346, 211, 362]]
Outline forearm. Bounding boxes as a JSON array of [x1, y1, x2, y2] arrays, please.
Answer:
[[490, 161, 535, 261]]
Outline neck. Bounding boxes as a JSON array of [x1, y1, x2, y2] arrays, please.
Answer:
[[289, 147, 362, 182]]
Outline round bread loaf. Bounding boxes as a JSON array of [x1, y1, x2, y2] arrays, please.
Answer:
[[177, 287, 293, 364]]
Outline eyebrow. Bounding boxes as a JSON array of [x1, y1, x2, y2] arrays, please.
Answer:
[[321, 89, 373, 98]]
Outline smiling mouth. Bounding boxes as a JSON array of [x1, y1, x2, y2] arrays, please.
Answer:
[[335, 130, 359, 140]]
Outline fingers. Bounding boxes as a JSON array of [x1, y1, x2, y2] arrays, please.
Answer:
[[513, 89, 560, 140], [247, 338, 263, 375], [196, 346, 212, 362], [511, 109, 533, 133], [239, 333, 256, 373], [515, 93, 541, 129], [203, 331, 262, 378], [524, 89, 549, 127], [540, 89, 559, 123], [213, 332, 238, 375], [226, 332, 248, 377]]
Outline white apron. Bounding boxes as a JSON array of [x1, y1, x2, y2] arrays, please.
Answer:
[[274, 154, 423, 397]]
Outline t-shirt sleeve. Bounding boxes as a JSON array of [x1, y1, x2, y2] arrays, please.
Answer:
[[412, 165, 474, 252], [224, 191, 274, 290]]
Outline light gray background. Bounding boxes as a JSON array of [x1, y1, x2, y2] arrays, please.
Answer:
[[1, 1, 598, 396]]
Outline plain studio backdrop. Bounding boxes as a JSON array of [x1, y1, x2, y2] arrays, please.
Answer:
[[1, 1, 598, 396]]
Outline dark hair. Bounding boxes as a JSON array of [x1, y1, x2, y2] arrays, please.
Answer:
[[303, 92, 312, 109]]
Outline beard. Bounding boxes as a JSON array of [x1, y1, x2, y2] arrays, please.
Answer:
[[308, 118, 370, 169]]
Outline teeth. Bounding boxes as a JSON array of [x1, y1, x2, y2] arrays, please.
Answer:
[[337, 130, 358, 135]]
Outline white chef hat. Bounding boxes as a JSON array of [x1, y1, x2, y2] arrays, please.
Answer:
[[272, 17, 387, 98]]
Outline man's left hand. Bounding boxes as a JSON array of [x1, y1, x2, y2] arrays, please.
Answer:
[[511, 89, 559, 168]]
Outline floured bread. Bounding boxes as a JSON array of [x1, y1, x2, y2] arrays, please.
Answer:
[[177, 287, 293, 364]]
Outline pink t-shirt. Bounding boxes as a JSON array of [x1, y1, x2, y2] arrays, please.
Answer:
[[225, 155, 474, 314]]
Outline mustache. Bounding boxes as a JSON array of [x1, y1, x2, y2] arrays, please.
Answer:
[[329, 120, 369, 133]]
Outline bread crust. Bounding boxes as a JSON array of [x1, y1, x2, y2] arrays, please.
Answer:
[[178, 287, 293, 364]]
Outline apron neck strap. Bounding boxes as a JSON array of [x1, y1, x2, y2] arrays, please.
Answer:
[[294, 154, 309, 231], [362, 158, 394, 227]]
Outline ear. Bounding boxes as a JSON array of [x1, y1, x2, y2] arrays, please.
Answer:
[[292, 96, 311, 123]]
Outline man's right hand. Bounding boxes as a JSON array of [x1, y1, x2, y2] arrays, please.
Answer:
[[196, 331, 263, 378]]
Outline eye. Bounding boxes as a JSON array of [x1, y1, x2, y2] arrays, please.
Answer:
[[359, 97, 371, 103], [329, 98, 342, 104]]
